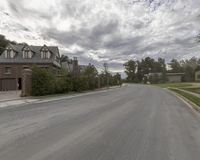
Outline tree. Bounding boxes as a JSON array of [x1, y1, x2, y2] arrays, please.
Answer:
[[124, 60, 137, 82], [157, 58, 167, 82], [136, 60, 143, 82], [60, 55, 69, 62], [140, 57, 155, 74], [182, 65, 194, 82], [113, 73, 122, 85], [0, 35, 9, 54], [124, 57, 168, 83], [169, 59, 183, 73], [0, 34, 16, 54], [83, 64, 98, 90], [84, 64, 98, 77], [99, 72, 107, 87], [180, 57, 200, 82]]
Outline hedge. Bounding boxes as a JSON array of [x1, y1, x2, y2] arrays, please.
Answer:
[[31, 66, 122, 96]]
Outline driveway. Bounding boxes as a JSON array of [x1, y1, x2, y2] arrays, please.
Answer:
[[0, 90, 21, 101], [0, 85, 199, 160]]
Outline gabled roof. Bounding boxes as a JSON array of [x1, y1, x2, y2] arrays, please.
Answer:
[[8, 43, 24, 53], [0, 44, 61, 68]]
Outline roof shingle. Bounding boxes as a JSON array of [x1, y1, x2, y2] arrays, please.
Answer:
[[0, 44, 61, 68]]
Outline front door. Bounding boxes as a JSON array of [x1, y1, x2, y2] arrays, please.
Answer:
[[18, 78, 22, 90]]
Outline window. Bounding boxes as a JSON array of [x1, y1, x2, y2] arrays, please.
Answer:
[[41, 49, 50, 59], [23, 49, 32, 59], [5, 49, 15, 58], [5, 49, 11, 58], [5, 50, 11, 58], [5, 67, 11, 74]]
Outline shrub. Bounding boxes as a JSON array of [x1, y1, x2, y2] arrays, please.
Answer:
[[55, 74, 72, 93], [72, 76, 88, 92], [32, 66, 56, 96], [31, 66, 122, 96]]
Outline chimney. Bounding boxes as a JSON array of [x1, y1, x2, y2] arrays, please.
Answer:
[[73, 57, 79, 75]]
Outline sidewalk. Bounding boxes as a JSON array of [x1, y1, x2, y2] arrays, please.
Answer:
[[0, 85, 124, 109], [0, 91, 21, 102], [0, 90, 39, 108]]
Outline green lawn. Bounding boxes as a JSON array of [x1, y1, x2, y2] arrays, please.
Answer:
[[154, 83, 193, 88], [169, 88, 200, 107], [181, 87, 200, 94]]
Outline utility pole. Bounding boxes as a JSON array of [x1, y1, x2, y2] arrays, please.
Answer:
[[103, 63, 109, 88]]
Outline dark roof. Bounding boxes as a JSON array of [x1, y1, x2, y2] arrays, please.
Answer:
[[166, 73, 185, 76], [0, 44, 61, 68]]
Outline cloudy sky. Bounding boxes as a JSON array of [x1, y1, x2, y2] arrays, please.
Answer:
[[0, 0, 200, 74]]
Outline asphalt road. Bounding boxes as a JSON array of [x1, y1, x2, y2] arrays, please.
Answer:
[[0, 85, 200, 160]]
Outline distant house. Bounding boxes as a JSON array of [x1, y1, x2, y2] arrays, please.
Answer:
[[195, 70, 200, 82], [148, 72, 162, 77], [147, 72, 184, 83], [61, 57, 91, 76], [166, 73, 184, 83], [61, 57, 79, 75], [0, 43, 61, 91]]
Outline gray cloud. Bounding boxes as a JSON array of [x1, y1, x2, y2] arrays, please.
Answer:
[[0, 0, 200, 73], [44, 19, 120, 50]]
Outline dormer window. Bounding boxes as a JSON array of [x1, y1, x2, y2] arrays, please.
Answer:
[[5, 48, 15, 58], [23, 48, 32, 59], [41, 48, 51, 59]]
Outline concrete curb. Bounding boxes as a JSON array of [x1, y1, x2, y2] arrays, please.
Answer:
[[0, 97, 27, 103], [166, 88, 200, 114], [0, 99, 39, 108]]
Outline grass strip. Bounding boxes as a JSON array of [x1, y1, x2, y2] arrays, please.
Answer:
[[169, 88, 200, 107], [181, 87, 200, 94], [155, 83, 193, 88]]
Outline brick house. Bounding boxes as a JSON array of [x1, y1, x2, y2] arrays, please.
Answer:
[[0, 43, 61, 91]]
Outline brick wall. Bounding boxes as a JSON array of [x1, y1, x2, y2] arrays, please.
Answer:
[[0, 64, 59, 79], [0, 64, 60, 91]]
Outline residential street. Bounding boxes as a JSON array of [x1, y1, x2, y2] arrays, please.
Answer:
[[0, 85, 200, 160]]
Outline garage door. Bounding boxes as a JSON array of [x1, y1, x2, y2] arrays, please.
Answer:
[[0, 79, 17, 91]]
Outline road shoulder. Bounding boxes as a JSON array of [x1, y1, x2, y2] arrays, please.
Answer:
[[166, 88, 200, 116]]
